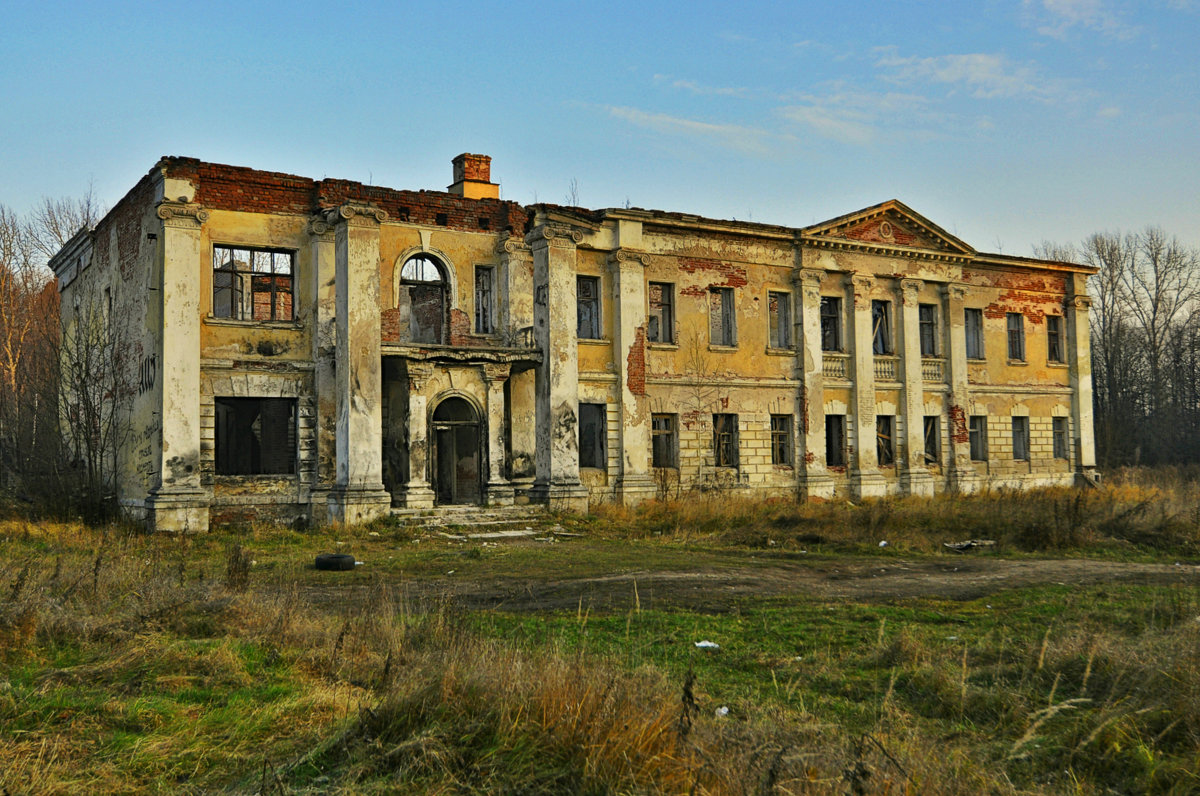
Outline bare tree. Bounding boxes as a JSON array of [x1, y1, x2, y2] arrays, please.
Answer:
[[27, 185, 105, 264]]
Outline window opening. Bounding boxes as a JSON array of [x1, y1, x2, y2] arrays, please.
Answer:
[[1047, 315, 1064, 363], [1012, 416, 1030, 460], [965, 309, 985, 359], [212, 246, 294, 321], [474, 266, 493, 334], [577, 276, 601, 339], [579, 403, 606, 468], [923, 415, 940, 464], [709, 287, 736, 347], [651, 414, 677, 468], [919, 304, 938, 356], [1053, 416, 1069, 459], [768, 292, 791, 349], [876, 415, 895, 465], [214, 397, 296, 475], [770, 414, 792, 465], [825, 415, 846, 466], [713, 413, 739, 467], [969, 416, 988, 461], [820, 297, 842, 352], [1007, 313, 1025, 361], [872, 300, 892, 354], [400, 254, 447, 344], [648, 282, 674, 343]]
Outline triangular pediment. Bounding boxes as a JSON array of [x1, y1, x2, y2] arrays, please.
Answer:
[[803, 200, 974, 255]]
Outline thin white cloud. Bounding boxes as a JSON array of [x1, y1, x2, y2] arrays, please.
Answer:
[[778, 105, 876, 145], [1097, 105, 1122, 118], [606, 106, 772, 155], [1024, 0, 1137, 38], [777, 88, 949, 145], [877, 51, 1057, 100], [653, 74, 751, 98]]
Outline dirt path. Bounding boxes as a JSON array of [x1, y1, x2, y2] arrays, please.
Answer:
[[303, 552, 1200, 614]]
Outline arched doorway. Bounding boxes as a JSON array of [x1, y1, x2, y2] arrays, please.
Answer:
[[432, 397, 481, 505]]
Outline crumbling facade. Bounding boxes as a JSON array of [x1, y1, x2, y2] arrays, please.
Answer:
[[50, 154, 1098, 531]]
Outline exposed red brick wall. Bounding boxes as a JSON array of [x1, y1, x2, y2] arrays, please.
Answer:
[[447, 308, 472, 346], [380, 308, 400, 343], [949, 405, 969, 444], [842, 217, 927, 248], [626, 326, 646, 396], [453, 153, 491, 183], [678, 257, 748, 288]]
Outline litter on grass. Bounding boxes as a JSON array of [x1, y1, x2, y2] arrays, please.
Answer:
[[694, 640, 720, 650]]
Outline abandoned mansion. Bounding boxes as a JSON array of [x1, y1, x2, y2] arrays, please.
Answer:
[[50, 154, 1098, 532]]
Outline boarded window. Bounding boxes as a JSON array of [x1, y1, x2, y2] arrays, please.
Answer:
[[709, 287, 736, 347], [770, 414, 792, 465], [1053, 416, 1069, 459], [1047, 315, 1064, 362], [648, 282, 674, 343], [577, 276, 601, 339], [215, 397, 296, 475], [400, 255, 446, 344], [826, 415, 846, 466], [579, 403, 606, 468], [1012, 416, 1030, 460], [212, 246, 294, 321], [651, 413, 677, 468], [965, 309, 985, 359], [923, 415, 940, 464], [919, 304, 938, 356], [876, 415, 895, 465], [872, 300, 892, 354], [768, 292, 791, 349], [820, 297, 842, 352], [1007, 313, 1025, 361], [713, 413, 738, 467], [969, 416, 988, 461], [474, 266, 493, 334]]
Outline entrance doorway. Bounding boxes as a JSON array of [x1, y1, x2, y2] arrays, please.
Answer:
[[432, 397, 481, 505]]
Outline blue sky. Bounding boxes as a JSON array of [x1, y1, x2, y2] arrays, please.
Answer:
[[2, 0, 1197, 255]]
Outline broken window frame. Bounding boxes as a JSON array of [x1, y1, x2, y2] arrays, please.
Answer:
[[876, 415, 895, 466], [578, 403, 607, 468], [965, 308, 985, 360], [1047, 315, 1065, 363], [1053, 416, 1069, 459], [577, 276, 601, 339], [923, 415, 940, 464], [1007, 312, 1025, 361], [212, 245, 295, 322], [709, 287, 737, 347], [820, 296, 842, 352], [651, 413, 678, 468], [400, 254, 448, 344], [969, 415, 988, 461], [825, 414, 847, 466], [712, 413, 739, 468], [768, 291, 792, 349], [770, 414, 793, 465], [871, 300, 893, 355], [647, 282, 675, 344], [214, 397, 297, 476], [1012, 416, 1030, 460], [918, 303, 938, 357], [474, 266, 494, 334]]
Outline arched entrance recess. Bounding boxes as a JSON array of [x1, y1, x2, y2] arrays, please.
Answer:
[[432, 396, 481, 505]]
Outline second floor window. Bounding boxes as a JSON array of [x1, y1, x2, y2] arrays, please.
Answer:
[[965, 308, 985, 359], [648, 282, 674, 343], [399, 254, 448, 344], [919, 304, 938, 356], [1007, 312, 1025, 361], [872, 300, 892, 354], [710, 287, 736, 347], [768, 292, 791, 349], [820, 296, 842, 351], [577, 276, 601, 339], [213, 245, 294, 321], [474, 266, 494, 334], [1047, 315, 1065, 362]]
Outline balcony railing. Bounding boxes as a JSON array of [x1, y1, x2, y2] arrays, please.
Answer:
[[921, 357, 946, 382], [822, 353, 849, 379], [874, 355, 899, 382]]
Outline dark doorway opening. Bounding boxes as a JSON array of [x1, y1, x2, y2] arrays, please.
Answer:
[[432, 397, 481, 505]]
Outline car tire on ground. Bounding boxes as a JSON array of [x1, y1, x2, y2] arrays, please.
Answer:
[[314, 553, 356, 571]]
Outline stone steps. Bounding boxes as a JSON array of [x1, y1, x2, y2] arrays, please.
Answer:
[[389, 505, 551, 536]]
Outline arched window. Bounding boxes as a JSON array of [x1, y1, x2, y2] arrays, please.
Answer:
[[399, 254, 447, 344]]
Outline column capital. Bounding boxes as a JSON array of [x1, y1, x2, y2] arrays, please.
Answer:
[[797, 268, 826, 291], [846, 272, 874, 292], [607, 248, 651, 269], [407, 362, 434, 391], [307, 214, 336, 240], [155, 200, 209, 230], [524, 222, 583, 249], [495, 235, 530, 257], [480, 362, 511, 384], [319, 202, 388, 228], [1066, 295, 1092, 311], [899, 278, 924, 296], [942, 282, 969, 301]]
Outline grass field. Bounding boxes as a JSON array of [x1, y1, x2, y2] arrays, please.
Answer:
[[3, 471, 1200, 794]]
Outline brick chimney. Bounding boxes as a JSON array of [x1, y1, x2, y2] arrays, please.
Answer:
[[448, 153, 499, 200]]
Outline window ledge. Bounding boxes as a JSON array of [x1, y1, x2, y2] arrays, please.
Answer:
[[967, 357, 987, 363], [765, 347, 796, 357], [1007, 359, 1028, 366], [708, 344, 738, 353], [578, 337, 611, 346], [647, 342, 679, 350], [1046, 361, 1069, 368], [205, 316, 302, 330]]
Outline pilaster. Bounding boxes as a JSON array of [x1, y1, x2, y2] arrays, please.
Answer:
[[325, 202, 391, 524], [400, 362, 436, 508], [482, 363, 515, 506], [307, 215, 337, 518], [146, 199, 209, 532], [526, 223, 588, 511], [1066, 293, 1097, 475], [943, 283, 979, 493], [899, 278, 934, 496], [796, 268, 834, 499], [847, 272, 887, 499], [609, 248, 656, 505]]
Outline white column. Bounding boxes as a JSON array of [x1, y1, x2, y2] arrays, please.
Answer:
[[1066, 291, 1097, 473], [482, 362, 515, 505], [526, 223, 588, 510], [796, 268, 833, 498], [847, 272, 887, 498], [899, 278, 934, 496], [942, 283, 978, 493], [307, 216, 337, 517], [610, 248, 656, 505], [325, 203, 392, 524], [146, 199, 209, 532]]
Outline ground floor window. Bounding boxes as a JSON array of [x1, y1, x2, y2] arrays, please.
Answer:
[[1053, 416, 1069, 459], [579, 403, 606, 468], [770, 414, 793, 465], [215, 397, 296, 475], [713, 413, 739, 467], [825, 415, 846, 466], [923, 416, 940, 464], [651, 414, 677, 468], [876, 415, 895, 466], [969, 416, 988, 461], [1012, 416, 1030, 460]]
